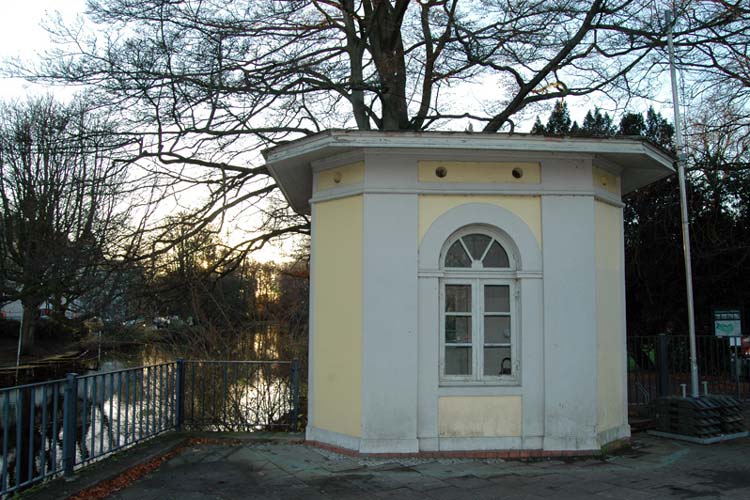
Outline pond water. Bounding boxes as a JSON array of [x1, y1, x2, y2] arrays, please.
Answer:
[[96, 321, 288, 368]]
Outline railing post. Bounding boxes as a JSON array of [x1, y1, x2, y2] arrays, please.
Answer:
[[175, 359, 185, 431], [291, 359, 300, 433], [62, 373, 78, 479], [656, 334, 670, 398], [735, 354, 741, 400]]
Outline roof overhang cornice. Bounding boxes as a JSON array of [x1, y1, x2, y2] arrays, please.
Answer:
[[264, 130, 675, 214]]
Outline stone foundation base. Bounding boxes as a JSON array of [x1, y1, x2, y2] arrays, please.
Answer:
[[304, 439, 624, 460]]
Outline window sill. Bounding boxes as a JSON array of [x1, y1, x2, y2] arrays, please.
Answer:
[[439, 379, 520, 388]]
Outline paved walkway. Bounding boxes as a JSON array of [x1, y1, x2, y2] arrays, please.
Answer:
[[100, 434, 750, 500]]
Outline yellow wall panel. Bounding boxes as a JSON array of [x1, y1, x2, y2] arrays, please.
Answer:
[[595, 201, 625, 433], [438, 396, 522, 437], [312, 196, 363, 437], [593, 166, 621, 196], [419, 161, 540, 184], [418, 195, 542, 248], [316, 162, 365, 192]]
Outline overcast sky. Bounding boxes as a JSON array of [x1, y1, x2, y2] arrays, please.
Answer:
[[1, 1, 663, 120], [0, 1, 296, 262], [0, 0, 86, 97]]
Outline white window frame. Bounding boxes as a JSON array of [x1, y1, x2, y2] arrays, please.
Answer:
[[439, 229, 520, 385]]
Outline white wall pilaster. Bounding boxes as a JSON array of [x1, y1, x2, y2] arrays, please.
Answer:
[[361, 192, 419, 452], [541, 195, 598, 450]]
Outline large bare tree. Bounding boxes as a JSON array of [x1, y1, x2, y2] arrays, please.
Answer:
[[0, 96, 132, 351], [22, 0, 750, 254]]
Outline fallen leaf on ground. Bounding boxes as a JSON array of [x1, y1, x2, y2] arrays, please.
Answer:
[[66, 438, 243, 500]]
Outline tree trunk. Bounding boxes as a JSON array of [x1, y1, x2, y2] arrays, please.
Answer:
[[20, 301, 39, 355], [342, 0, 371, 130], [366, 0, 410, 131]]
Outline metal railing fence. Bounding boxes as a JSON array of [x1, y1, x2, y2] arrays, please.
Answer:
[[627, 335, 749, 406], [0, 359, 300, 497], [181, 360, 299, 432], [74, 362, 178, 468], [0, 378, 66, 497]]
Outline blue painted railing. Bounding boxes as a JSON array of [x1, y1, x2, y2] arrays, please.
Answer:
[[0, 359, 300, 497], [1, 377, 67, 496]]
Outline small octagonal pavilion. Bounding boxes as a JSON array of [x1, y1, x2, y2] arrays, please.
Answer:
[[265, 131, 673, 455]]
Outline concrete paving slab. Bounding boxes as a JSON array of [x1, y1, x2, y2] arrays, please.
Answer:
[[399, 477, 449, 492], [441, 474, 495, 490], [487, 473, 543, 487], [371, 487, 424, 500], [17, 433, 187, 500], [591, 487, 655, 500], [18, 432, 750, 499]]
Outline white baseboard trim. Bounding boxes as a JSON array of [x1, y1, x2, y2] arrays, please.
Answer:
[[542, 435, 600, 451], [597, 424, 631, 447], [437, 436, 522, 451], [306, 426, 360, 452], [359, 438, 420, 454], [418, 437, 439, 452]]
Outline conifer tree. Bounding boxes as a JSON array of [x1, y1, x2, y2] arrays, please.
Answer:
[[530, 116, 546, 135], [544, 101, 572, 135], [580, 108, 616, 136], [644, 107, 675, 151], [619, 112, 646, 136]]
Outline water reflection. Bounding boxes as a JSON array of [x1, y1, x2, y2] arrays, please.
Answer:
[[1, 324, 303, 495], [0, 363, 177, 495], [99, 322, 291, 368], [183, 361, 295, 432]]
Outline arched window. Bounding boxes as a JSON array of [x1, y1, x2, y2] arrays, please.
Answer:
[[444, 233, 512, 269], [440, 228, 518, 383]]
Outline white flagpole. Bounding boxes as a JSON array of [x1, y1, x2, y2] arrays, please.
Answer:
[[15, 313, 24, 383], [665, 9, 700, 398]]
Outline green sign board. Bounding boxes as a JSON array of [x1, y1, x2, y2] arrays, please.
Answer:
[[714, 309, 742, 337]]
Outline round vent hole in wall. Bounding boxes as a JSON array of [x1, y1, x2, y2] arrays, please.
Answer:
[[333, 171, 343, 184], [435, 166, 448, 178], [512, 167, 523, 179]]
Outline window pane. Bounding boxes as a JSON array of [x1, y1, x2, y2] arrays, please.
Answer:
[[445, 241, 471, 267], [445, 285, 471, 312], [483, 241, 510, 268], [484, 285, 510, 312], [445, 347, 471, 375], [484, 346, 512, 376], [462, 234, 492, 260], [445, 316, 471, 343], [484, 316, 511, 343]]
